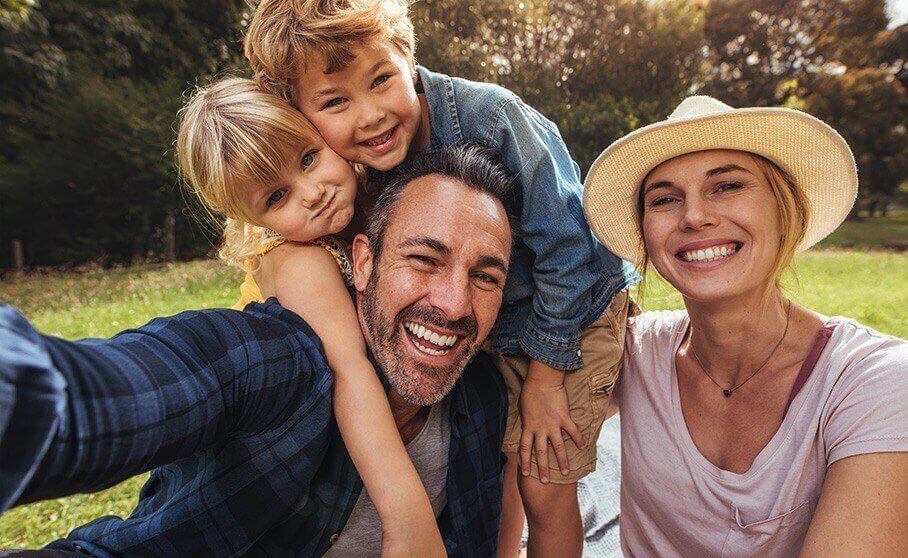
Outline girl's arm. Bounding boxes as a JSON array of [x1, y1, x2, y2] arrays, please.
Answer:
[[265, 244, 444, 555]]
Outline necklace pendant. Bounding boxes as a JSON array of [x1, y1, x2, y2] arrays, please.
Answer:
[[723, 389, 731, 397]]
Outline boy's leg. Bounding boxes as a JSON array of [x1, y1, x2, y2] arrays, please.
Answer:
[[496, 456, 526, 558], [498, 291, 631, 556], [518, 477, 582, 558]]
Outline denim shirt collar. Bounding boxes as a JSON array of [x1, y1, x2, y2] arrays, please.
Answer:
[[417, 66, 461, 152]]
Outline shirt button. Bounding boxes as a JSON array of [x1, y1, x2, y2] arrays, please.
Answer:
[[329, 533, 340, 545], [577, 350, 582, 357]]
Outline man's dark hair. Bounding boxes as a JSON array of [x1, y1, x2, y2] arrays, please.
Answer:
[[366, 143, 515, 259]]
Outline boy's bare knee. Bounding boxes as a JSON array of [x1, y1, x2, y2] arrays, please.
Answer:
[[517, 475, 578, 523]]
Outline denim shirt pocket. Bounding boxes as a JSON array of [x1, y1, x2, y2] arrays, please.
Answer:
[[720, 502, 813, 558]]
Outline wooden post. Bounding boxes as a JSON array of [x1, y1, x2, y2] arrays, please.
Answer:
[[11, 239, 24, 275], [165, 210, 176, 262]]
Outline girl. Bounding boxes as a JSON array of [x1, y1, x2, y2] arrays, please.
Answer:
[[176, 77, 444, 557], [583, 96, 907, 556]]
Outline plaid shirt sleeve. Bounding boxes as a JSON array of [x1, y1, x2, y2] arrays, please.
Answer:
[[0, 301, 324, 513]]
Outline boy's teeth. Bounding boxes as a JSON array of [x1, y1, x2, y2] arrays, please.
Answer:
[[363, 128, 393, 146], [680, 243, 738, 263], [404, 321, 459, 348]]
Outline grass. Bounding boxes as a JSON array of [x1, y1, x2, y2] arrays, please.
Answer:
[[817, 209, 908, 250], [0, 250, 906, 548]]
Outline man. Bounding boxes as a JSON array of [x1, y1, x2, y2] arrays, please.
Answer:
[[0, 144, 513, 557]]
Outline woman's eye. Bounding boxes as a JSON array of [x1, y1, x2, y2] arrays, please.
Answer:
[[649, 196, 676, 207], [266, 189, 286, 208], [718, 182, 743, 192], [301, 151, 317, 169]]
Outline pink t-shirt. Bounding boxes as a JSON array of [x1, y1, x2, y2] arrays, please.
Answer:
[[616, 311, 908, 557]]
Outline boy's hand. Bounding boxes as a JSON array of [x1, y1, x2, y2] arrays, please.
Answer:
[[518, 359, 585, 483]]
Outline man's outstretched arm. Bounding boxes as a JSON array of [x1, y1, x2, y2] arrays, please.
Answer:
[[0, 301, 326, 513]]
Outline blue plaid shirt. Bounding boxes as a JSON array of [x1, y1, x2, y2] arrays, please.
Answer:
[[0, 300, 507, 557]]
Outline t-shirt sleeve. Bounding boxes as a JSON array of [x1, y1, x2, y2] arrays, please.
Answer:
[[823, 331, 908, 465]]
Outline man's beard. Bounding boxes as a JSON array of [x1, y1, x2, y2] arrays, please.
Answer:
[[360, 273, 480, 406]]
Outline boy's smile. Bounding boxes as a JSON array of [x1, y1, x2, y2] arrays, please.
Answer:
[[294, 40, 428, 171]]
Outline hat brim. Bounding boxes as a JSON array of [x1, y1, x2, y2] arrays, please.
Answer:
[[582, 107, 858, 265]]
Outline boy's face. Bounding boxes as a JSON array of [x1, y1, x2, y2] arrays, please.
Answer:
[[293, 40, 423, 171]]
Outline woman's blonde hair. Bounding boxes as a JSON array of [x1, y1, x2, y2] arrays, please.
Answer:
[[636, 151, 810, 295], [176, 76, 321, 268], [244, 0, 416, 102]]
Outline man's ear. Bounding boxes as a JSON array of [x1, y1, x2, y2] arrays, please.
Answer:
[[351, 234, 373, 293]]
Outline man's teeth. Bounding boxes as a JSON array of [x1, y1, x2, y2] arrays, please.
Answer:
[[680, 243, 739, 263], [362, 128, 394, 147], [404, 321, 459, 354]]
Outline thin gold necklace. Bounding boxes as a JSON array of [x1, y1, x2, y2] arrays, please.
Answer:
[[688, 299, 792, 397]]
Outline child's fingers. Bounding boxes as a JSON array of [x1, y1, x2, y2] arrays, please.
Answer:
[[535, 435, 550, 483], [563, 415, 586, 451], [550, 430, 570, 475], [519, 430, 533, 475]]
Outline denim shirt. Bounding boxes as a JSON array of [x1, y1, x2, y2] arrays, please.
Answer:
[[417, 66, 639, 370], [0, 302, 507, 557]]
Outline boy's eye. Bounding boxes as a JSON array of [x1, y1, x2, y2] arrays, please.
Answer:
[[322, 97, 346, 110], [372, 73, 393, 88], [266, 189, 286, 208], [301, 150, 317, 169]]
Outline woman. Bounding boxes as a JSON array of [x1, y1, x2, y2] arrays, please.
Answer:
[[583, 96, 907, 557]]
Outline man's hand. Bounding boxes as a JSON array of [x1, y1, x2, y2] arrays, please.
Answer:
[[518, 359, 585, 482]]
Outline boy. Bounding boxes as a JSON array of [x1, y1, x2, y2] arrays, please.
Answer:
[[244, 1, 637, 555]]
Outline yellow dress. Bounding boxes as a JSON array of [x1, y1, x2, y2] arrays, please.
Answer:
[[233, 236, 353, 310]]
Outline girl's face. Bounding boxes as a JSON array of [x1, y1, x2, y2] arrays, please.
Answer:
[[239, 138, 358, 242], [640, 149, 782, 303]]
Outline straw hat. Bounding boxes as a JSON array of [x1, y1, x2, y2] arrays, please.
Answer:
[[582, 96, 858, 264]]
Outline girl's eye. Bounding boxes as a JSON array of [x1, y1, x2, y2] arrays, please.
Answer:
[[266, 189, 286, 208], [322, 97, 345, 110], [301, 150, 317, 169], [372, 73, 392, 88]]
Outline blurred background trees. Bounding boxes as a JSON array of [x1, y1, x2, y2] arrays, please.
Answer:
[[1, 0, 905, 269]]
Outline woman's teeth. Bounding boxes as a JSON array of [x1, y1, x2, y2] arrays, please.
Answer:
[[362, 128, 394, 147], [679, 243, 739, 263], [405, 321, 458, 355]]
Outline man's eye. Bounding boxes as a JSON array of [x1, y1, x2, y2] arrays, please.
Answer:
[[474, 273, 499, 285], [266, 189, 286, 207], [409, 255, 436, 267], [301, 150, 317, 169], [322, 97, 345, 109], [372, 73, 392, 88]]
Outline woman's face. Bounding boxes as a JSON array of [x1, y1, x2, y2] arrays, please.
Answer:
[[640, 150, 782, 303]]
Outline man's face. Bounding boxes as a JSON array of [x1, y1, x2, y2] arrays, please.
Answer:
[[353, 175, 511, 406]]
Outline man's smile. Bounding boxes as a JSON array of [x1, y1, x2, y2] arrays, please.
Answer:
[[404, 320, 461, 356]]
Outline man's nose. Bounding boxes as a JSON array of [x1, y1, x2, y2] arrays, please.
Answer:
[[679, 198, 717, 232], [427, 272, 472, 322]]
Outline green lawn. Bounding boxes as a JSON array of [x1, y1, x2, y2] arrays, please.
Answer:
[[817, 209, 908, 250], [0, 251, 906, 547]]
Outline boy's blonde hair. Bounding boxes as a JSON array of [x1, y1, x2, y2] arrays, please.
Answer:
[[176, 76, 321, 268], [244, 0, 416, 102]]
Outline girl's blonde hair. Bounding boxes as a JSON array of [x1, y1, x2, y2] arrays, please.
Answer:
[[176, 76, 321, 268], [636, 151, 810, 295], [244, 0, 416, 102]]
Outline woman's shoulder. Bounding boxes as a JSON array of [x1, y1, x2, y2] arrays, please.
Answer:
[[629, 309, 690, 340], [823, 317, 906, 373]]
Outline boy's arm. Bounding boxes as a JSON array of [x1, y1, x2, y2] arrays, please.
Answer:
[[0, 302, 320, 513], [269, 245, 444, 556], [490, 98, 624, 371]]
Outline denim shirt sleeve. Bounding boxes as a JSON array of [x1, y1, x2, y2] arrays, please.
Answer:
[[488, 98, 603, 370], [0, 301, 324, 512]]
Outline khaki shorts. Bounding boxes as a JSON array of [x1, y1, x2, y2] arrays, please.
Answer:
[[496, 291, 631, 484]]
